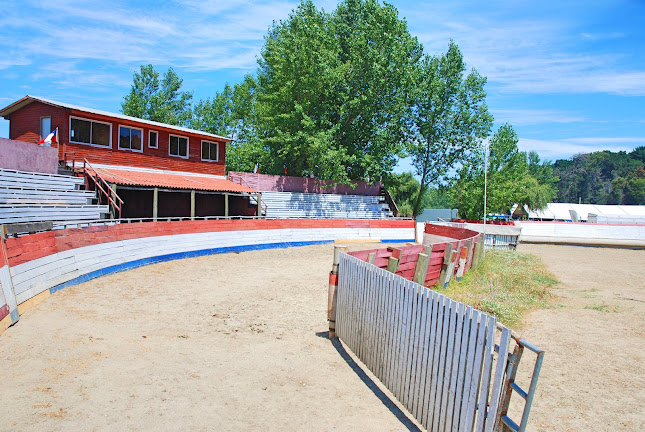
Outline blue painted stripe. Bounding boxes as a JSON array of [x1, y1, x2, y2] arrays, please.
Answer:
[[49, 240, 333, 294], [381, 239, 416, 243]]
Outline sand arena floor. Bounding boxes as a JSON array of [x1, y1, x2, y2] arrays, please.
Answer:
[[0, 242, 643, 431]]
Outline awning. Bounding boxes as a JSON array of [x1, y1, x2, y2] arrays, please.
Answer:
[[94, 168, 257, 194]]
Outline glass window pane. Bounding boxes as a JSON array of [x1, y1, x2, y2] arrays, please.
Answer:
[[40, 117, 51, 139], [202, 142, 208, 160], [92, 122, 111, 146], [71, 118, 91, 143], [179, 137, 187, 157], [210, 142, 218, 161], [170, 136, 178, 155], [149, 131, 158, 148], [131, 128, 142, 150], [119, 126, 131, 149]]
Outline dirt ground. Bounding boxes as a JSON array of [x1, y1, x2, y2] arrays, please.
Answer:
[[0, 242, 643, 431]]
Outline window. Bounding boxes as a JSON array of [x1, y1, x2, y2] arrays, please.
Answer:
[[70, 117, 111, 147], [149, 131, 158, 149], [40, 116, 51, 139], [118, 125, 143, 152], [201, 141, 219, 162], [169, 135, 189, 158]]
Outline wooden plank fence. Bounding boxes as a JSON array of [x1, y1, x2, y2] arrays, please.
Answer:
[[335, 253, 514, 432]]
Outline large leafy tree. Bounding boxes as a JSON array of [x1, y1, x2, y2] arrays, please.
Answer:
[[255, 0, 422, 181], [453, 124, 556, 219], [408, 42, 493, 216], [121, 64, 193, 126]]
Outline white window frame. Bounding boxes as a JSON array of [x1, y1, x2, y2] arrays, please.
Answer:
[[69, 115, 112, 148], [169, 134, 189, 159], [40, 116, 52, 140], [148, 130, 159, 149], [201, 140, 219, 162], [118, 124, 144, 153]]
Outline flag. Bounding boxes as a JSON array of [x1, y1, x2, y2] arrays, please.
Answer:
[[284, 163, 288, 175], [38, 128, 58, 147], [253, 161, 259, 174]]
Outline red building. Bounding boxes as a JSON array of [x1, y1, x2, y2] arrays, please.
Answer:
[[0, 96, 259, 219]]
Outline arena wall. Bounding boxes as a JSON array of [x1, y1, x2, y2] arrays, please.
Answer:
[[228, 171, 381, 196], [517, 221, 645, 247], [0, 218, 415, 334]]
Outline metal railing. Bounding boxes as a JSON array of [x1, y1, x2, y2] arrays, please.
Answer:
[[81, 159, 123, 219]]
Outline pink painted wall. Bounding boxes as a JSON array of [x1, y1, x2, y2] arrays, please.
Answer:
[[0, 138, 58, 174], [228, 171, 381, 196]]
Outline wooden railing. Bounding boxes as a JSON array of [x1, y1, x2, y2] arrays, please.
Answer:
[[81, 159, 123, 219]]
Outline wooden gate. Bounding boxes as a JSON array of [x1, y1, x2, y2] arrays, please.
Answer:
[[333, 252, 542, 432]]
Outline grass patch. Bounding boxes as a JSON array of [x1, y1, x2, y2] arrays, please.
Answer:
[[584, 303, 620, 313], [442, 250, 558, 328]]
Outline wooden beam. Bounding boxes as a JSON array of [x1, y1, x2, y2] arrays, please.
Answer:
[[437, 243, 454, 288], [110, 183, 117, 219], [367, 252, 376, 264], [190, 190, 195, 220], [152, 187, 158, 221], [386, 256, 400, 273], [224, 193, 229, 217], [328, 244, 348, 338], [257, 192, 262, 217], [413, 252, 430, 285]]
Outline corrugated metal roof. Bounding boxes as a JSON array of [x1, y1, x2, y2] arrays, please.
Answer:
[[95, 168, 257, 194], [0, 95, 231, 142]]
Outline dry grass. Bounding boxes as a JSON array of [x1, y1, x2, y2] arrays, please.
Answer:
[[442, 249, 558, 328]]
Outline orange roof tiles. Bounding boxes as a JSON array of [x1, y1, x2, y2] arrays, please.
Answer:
[[95, 168, 257, 194]]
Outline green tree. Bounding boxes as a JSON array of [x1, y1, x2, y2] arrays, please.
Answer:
[[408, 41, 493, 216], [453, 124, 555, 219], [255, 0, 422, 181], [121, 64, 193, 126]]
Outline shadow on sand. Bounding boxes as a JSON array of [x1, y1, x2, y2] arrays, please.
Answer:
[[315, 331, 421, 431]]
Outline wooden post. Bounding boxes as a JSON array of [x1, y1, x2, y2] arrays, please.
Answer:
[[257, 192, 262, 217], [443, 242, 460, 287], [437, 243, 454, 287], [328, 245, 347, 338], [110, 183, 117, 219], [190, 190, 195, 220], [472, 235, 484, 269], [386, 256, 400, 273], [152, 187, 158, 221], [367, 252, 376, 264], [413, 252, 430, 285], [456, 242, 470, 281], [224, 193, 229, 217]]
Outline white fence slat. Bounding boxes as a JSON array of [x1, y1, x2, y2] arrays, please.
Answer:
[[484, 327, 511, 432], [401, 280, 416, 409], [463, 313, 489, 432], [475, 315, 497, 432], [446, 302, 466, 432], [411, 288, 430, 420], [439, 299, 459, 431], [418, 290, 435, 424], [426, 294, 445, 429], [408, 285, 425, 417], [382, 270, 395, 390], [422, 291, 440, 430], [433, 296, 452, 432], [459, 309, 481, 432]]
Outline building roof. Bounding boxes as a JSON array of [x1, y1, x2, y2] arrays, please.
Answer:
[[526, 202, 645, 221], [95, 167, 257, 194], [0, 95, 231, 142]]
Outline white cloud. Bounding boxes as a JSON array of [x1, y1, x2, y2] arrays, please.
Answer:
[[518, 137, 643, 160], [493, 109, 586, 126]]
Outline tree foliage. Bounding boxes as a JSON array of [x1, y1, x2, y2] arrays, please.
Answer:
[[254, 0, 422, 182], [553, 147, 645, 204], [407, 42, 493, 216], [121, 64, 193, 126], [453, 124, 557, 219]]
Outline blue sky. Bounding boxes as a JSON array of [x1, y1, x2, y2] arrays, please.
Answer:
[[1, 0, 644, 169]]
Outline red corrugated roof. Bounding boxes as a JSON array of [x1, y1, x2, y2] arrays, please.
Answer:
[[95, 168, 257, 193]]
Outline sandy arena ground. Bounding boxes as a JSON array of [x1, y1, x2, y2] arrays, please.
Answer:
[[0, 242, 643, 431]]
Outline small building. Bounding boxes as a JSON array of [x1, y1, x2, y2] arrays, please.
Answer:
[[0, 95, 259, 219]]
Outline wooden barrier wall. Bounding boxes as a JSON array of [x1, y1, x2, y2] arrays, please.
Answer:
[[0, 218, 415, 335], [348, 225, 481, 288]]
